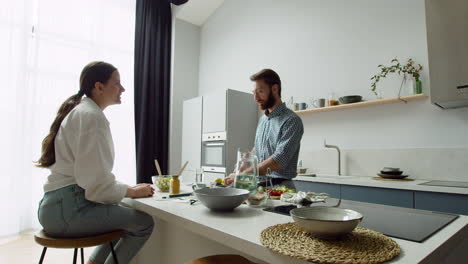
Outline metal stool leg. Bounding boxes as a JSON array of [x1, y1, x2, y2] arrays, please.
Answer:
[[73, 248, 78, 264], [110, 241, 119, 264], [80, 248, 84, 264], [39, 247, 47, 264]]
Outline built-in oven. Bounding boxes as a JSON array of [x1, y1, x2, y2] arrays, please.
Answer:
[[201, 131, 226, 174]]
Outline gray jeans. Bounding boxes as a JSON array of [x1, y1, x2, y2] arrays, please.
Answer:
[[38, 184, 154, 264]]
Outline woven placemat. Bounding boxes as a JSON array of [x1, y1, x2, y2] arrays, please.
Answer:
[[372, 177, 414, 181], [260, 223, 400, 264]]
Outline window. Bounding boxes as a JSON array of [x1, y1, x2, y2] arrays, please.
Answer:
[[0, 0, 136, 237]]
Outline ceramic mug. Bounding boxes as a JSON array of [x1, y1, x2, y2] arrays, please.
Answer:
[[312, 98, 326, 108], [293, 103, 299, 111], [298, 102, 308, 110]]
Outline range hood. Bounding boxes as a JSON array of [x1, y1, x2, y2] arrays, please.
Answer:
[[425, 0, 468, 109]]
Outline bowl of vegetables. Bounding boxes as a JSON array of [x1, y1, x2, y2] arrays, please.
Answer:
[[266, 185, 296, 200], [151, 175, 172, 192]]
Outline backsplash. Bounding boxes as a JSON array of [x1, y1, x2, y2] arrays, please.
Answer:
[[299, 148, 468, 181]]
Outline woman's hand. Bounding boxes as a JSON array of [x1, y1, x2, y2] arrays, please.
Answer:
[[126, 184, 154, 198]]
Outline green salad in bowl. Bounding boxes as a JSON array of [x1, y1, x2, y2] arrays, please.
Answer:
[[152, 175, 171, 192]]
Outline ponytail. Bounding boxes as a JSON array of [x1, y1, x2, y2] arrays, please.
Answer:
[[35, 93, 83, 168], [35, 61, 117, 168]]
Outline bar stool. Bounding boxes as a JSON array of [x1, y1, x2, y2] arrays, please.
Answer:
[[184, 254, 257, 264], [34, 229, 123, 264]]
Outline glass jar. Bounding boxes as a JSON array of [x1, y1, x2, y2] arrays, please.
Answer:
[[413, 79, 422, 94], [328, 92, 339, 106], [233, 149, 258, 192], [170, 175, 180, 195]]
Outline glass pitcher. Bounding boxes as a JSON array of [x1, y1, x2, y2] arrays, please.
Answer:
[[233, 149, 258, 192]]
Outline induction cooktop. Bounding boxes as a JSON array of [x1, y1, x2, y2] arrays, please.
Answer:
[[419, 180, 468, 188], [264, 201, 458, 243]]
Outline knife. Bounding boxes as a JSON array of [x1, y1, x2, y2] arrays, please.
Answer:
[[163, 192, 193, 198]]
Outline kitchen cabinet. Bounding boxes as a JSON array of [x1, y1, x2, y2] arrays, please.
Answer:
[[181, 96, 203, 183], [202, 90, 226, 133], [425, 0, 468, 108], [414, 191, 468, 215], [341, 185, 413, 208], [183, 89, 258, 180], [295, 180, 468, 214]]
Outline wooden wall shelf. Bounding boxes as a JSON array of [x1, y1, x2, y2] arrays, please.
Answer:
[[294, 94, 428, 115]]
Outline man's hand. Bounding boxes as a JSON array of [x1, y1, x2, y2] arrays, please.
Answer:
[[224, 173, 235, 185]]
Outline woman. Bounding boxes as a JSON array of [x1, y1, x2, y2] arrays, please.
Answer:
[[36, 61, 154, 264]]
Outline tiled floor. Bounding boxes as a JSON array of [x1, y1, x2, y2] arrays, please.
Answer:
[[0, 231, 94, 263]]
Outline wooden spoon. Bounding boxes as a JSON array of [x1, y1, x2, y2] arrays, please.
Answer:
[[154, 159, 162, 176], [177, 161, 189, 177]]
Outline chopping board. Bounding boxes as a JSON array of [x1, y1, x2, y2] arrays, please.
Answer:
[[372, 177, 414, 182]]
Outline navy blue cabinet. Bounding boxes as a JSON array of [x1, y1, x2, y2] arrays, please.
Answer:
[[294, 181, 341, 198], [294, 180, 468, 215], [414, 191, 468, 215], [341, 185, 413, 208]]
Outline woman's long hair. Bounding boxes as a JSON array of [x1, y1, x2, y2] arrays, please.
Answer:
[[35, 61, 117, 168]]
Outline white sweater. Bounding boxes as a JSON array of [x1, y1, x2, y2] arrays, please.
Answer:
[[43, 97, 128, 204]]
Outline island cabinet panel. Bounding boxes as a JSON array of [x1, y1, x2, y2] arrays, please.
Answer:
[[294, 181, 341, 198], [341, 185, 414, 208], [414, 191, 468, 215]]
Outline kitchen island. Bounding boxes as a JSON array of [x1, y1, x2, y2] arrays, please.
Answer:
[[122, 189, 468, 264]]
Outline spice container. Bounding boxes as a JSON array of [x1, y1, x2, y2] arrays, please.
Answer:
[[328, 92, 339, 106], [170, 175, 180, 195]]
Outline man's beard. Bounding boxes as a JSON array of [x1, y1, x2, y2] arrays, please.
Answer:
[[260, 92, 276, 110]]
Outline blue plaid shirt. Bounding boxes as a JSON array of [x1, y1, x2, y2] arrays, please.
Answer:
[[254, 103, 304, 179]]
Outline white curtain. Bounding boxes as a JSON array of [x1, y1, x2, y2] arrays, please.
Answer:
[[0, 0, 137, 238]]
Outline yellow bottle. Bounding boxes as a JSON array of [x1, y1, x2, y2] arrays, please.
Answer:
[[170, 175, 180, 195]]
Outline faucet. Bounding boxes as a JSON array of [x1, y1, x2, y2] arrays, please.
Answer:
[[324, 139, 341, 176]]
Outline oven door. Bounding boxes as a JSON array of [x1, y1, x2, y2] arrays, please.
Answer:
[[201, 140, 226, 173]]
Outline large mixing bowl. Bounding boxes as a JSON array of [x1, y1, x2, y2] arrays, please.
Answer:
[[290, 207, 363, 238], [194, 188, 249, 211]]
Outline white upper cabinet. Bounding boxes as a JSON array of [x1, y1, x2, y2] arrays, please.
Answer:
[[426, 0, 468, 108], [182, 96, 203, 176], [202, 90, 226, 133]]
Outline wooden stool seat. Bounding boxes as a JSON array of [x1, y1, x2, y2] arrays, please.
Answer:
[[184, 254, 256, 264], [34, 229, 123, 264], [34, 230, 124, 249]]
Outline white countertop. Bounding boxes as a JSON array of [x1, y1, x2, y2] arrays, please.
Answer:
[[294, 175, 468, 195], [122, 186, 468, 264]]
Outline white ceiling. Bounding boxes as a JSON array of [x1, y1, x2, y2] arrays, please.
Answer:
[[175, 0, 224, 26]]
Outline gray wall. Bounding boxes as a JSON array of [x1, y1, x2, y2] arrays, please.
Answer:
[[169, 18, 200, 174], [196, 0, 468, 180]]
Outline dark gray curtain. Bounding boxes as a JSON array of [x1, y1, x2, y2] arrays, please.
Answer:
[[134, 0, 170, 183]]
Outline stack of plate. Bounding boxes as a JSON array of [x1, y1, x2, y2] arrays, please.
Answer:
[[377, 167, 408, 179]]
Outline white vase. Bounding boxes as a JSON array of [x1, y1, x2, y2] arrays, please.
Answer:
[[405, 78, 414, 96]]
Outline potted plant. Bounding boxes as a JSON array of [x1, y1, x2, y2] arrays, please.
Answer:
[[370, 58, 423, 97]]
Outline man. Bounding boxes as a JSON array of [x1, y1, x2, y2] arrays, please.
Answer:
[[225, 69, 304, 189]]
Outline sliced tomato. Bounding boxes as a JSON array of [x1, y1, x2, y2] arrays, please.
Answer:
[[266, 190, 286, 196]]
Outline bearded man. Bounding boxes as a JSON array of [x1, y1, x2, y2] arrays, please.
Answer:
[[225, 69, 304, 189]]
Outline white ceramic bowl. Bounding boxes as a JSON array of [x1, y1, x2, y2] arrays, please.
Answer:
[[382, 167, 400, 172], [290, 207, 363, 238], [194, 188, 249, 211]]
